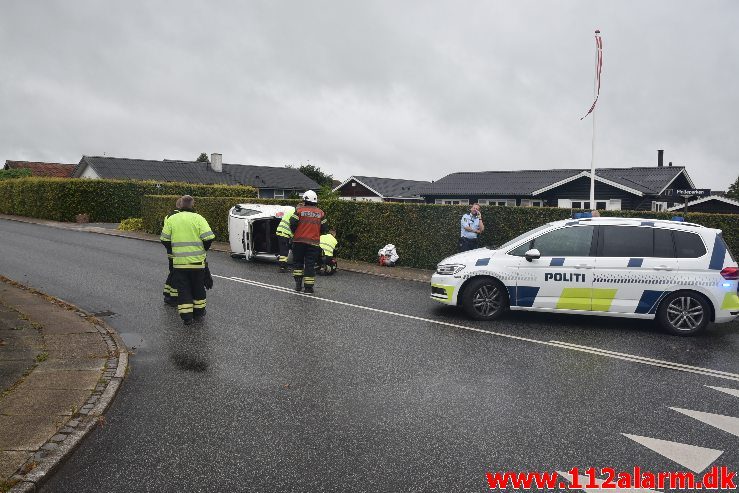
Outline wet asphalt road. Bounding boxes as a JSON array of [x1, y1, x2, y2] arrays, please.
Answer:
[[1, 219, 738, 492]]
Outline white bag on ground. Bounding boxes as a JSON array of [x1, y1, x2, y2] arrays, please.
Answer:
[[378, 244, 399, 266]]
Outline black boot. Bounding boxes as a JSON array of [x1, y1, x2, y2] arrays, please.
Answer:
[[294, 277, 303, 292], [303, 285, 314, 294]]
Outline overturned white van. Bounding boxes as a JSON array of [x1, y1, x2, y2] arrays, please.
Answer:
[[228, 203, 295, 261]]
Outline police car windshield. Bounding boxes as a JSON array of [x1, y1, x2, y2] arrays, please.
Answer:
[[496, 224, 551, 250]]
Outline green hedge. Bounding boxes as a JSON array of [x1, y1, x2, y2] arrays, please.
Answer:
[[141, 197, 739, 270], [0, 168, 32, 180], [141, 195, 294, 241], [0, 178, 257, 222]]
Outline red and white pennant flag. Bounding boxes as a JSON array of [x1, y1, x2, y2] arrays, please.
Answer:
[[581, 30, 603, 120]]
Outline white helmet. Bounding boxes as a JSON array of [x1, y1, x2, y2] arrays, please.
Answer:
[[302, 190, 318, 204]]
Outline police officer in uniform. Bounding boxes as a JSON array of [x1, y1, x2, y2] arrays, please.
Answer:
[[160, 195, 216, 325], [163, 197, 183, 305], [289, 191, 327, 293]]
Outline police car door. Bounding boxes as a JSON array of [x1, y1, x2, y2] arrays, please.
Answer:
[[514, 224, 596, 310], [594, 225, 679, 315]]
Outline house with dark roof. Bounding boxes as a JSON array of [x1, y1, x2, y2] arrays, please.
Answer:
[[72, 154, 319, 198], [4, 160, 76, 178], [667, 195, 739, 215], [221, 163, 319, 198], [332, 175, 429, 202], [420, 152, 696, 211]]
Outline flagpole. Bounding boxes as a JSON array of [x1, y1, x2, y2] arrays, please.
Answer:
[[589, 30, 600, 209]]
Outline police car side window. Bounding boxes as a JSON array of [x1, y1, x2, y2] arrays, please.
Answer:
[[654, 228, 675, 258], [673, 231, 707, 258], [600, 226, 653, 257], [531, 226, 594, 257]]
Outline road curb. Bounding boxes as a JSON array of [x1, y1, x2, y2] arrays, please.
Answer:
[[0, 277, 129, 493]]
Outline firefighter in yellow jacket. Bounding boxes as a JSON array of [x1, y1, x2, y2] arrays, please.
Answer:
[[275, 203, 301, 273], [319, 229, 338, 271], [160, 195, 216, 325], [163, 197, 182, 305]]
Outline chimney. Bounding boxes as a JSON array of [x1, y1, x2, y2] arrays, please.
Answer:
[[210, 153, 222, 173], [668, 161, 672, 167], [657, 149, 664, 167]]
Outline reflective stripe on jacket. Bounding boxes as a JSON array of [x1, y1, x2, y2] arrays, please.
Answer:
[[161, 211, 215, 268], [319, 234, 337, 257], [275, 207, 296, 239]]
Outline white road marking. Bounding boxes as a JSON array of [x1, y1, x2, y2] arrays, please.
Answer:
[[214, 274, 739, 382], [548, 341, 739, 380], [669, 407, 739, 438], [556, 471, 657, 492], [621, 434, 722, 473], [705, 385, 739, 398]]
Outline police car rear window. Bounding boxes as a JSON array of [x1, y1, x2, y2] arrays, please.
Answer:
[[673, 231, 706, 258], [717, 233, 735, 262]]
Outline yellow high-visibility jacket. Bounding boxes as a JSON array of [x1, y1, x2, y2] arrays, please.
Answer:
[[160, 211, 215, 268], [275, 207, 296, 239], [320, 233, 338, 257]]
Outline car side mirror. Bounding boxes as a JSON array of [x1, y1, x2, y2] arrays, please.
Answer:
[[524, 249, 541, 262]]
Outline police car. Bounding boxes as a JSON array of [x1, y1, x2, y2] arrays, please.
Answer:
[[431, 217, 739, 335]]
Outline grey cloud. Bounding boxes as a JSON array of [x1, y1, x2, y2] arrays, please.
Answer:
[[1, 0, 737, 189]]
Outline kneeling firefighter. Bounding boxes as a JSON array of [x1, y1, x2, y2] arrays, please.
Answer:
[[319, 229, 338, 274], [160, 195, 216, 325], [289, 191, 327, 294]]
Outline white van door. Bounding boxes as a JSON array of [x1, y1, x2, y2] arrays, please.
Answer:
[[243, 218, 254, 260], [228, 213, 245, 255]]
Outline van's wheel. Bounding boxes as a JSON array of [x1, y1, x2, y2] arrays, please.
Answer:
[[657, 291, 710, 336], [461, 278, 509, 320]]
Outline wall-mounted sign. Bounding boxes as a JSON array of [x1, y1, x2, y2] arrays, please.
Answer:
[[676, 188, 711, 197]]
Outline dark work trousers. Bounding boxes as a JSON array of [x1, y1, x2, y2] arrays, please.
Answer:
[[277, 236, 291, 268], [172, 268, 207, 321], [292, 242, 319, 287], [458, 237, 478, 252], [163, 257, 178, 300]]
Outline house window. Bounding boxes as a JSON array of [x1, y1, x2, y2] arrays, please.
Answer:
[[435, 199, 470, 205], [273, 189, 285, 199], [479, 199, 516, 206], [520, 199, 544, 207], [558, 199, 620, 210], [652, 201, 668, 212]]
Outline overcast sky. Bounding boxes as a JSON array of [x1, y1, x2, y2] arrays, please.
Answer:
[[2, 1, 737, 188]]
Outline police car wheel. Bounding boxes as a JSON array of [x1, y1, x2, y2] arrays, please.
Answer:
[[657, 291, 710, 336], [462, 278, 508, 320]]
